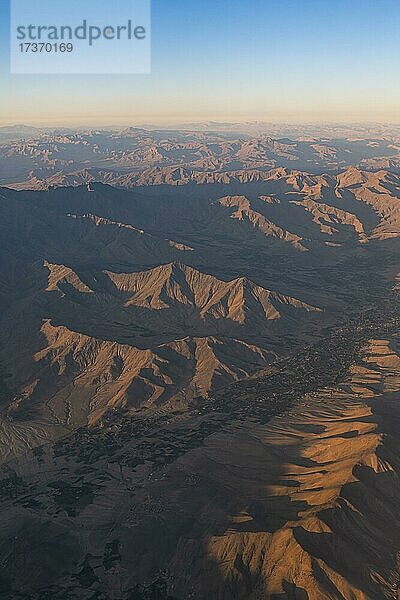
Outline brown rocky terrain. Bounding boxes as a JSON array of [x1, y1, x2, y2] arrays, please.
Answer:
[[1, 138, 400, 598], [1, 165, 400, 454], [1, 299, 400, 599]]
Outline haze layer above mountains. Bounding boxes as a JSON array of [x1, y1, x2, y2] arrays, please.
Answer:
[[1, 124, 400, 599]]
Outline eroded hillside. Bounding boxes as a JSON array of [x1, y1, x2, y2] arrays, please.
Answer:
[[0, 294, 399, 599], [1, 157, 400, 599]]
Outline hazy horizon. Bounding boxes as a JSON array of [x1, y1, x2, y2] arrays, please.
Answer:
[[1, 0, 400, 126], [1, 118, 400, 130]]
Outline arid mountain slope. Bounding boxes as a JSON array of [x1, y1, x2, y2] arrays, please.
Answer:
[[0, 257, 322, 449], [1, 315, 400, 599], [1, 168, 400, 456], [2, 123, 400, 600]]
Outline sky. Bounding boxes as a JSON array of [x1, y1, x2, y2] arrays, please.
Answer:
[[1, 0, 400, 126]]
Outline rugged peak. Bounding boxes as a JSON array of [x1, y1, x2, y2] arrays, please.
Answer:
[[336, 166, 366, 188]]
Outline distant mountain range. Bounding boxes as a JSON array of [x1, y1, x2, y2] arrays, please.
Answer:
[[2, 126, 400, 189]]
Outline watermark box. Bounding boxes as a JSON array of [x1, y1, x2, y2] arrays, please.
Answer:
[[10, 0, 151, 74]]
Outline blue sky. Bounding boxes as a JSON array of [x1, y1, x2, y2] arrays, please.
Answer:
[[1, 0, 400, 125]]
